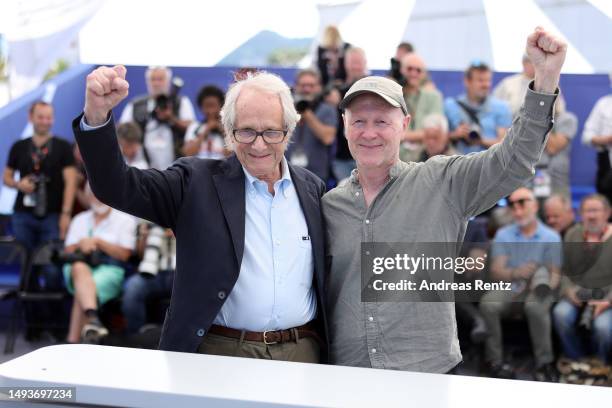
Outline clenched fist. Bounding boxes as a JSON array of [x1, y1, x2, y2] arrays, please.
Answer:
[[83, 65, 130, 126], [526, 27, 567, 94]]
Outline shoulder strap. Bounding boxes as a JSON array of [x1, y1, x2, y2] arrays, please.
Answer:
[[455, 99, 481, 126]]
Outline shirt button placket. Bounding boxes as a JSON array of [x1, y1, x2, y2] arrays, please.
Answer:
[[364, 304, 382, 368]]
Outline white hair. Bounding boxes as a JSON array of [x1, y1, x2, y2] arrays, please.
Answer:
[[145, 66, 172, 81], [422, 113, 449, 134], [221, 71, 299, 150]]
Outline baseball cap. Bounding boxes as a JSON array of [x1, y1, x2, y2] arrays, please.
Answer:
[[339, 76, 409, 115]]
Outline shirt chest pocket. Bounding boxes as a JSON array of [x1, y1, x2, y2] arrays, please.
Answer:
[[298, 234, 312, 250]]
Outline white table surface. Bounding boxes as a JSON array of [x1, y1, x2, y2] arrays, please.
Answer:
[[0, 344, 611, 407]]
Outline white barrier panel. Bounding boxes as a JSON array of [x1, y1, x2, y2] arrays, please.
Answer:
[[0, 344, 611, 407]]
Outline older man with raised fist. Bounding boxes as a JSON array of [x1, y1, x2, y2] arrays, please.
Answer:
[[73, 70, 328, 362], [322, 27, 567, 377]]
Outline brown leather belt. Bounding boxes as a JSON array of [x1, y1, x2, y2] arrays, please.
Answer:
[[208, 322, 320, 345]]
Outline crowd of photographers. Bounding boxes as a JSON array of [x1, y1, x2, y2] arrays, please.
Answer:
[[2, 24, 611, 384]]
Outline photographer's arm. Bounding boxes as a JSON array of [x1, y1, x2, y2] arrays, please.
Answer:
[[547, 264, 561, 290], [301, 110, 336, 146], [94, 239, 132, 262], [490, 255, 514, 281], [3, 167, 35, 193], [168, 116, 192, 133]]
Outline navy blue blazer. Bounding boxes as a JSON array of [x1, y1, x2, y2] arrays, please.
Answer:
[[72, 114, 328, 354]]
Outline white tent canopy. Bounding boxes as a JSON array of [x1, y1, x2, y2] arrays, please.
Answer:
[[1, 0, 611, 100]]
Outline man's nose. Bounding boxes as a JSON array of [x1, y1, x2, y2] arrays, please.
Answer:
[[251, 135, 268, 151]]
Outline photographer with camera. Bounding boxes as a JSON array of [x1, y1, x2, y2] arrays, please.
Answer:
[[4, 101, 78, 246], [182, 85, 228, 160], [479, 187, 562, 381], [388, 42, 414, 85], [400, 53, 443, 143], [121, 221, 176, 335], [286, 69, 338, 183], [119, 66, 195, 170], [3, 101, 78, 339], [62, 184, 137, 344], [445, 62, 512, 154], [553, 194, 612, 365]]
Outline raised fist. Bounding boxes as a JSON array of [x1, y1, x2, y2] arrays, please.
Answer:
[[526, 27, 567, 94], [83, 65, 129, 126]]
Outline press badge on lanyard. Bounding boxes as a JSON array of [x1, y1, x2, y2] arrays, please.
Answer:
[[533, 168, 551, 198]]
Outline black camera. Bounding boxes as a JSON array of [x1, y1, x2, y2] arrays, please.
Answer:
[[52, 249, 104, 268], [31, 174, 49, 218], [389, 58, 406, 86], [576, 287, 606, 331], [294, 96, 314, 114], [152, 77, 184, 123], [468, 124, 483, 144], [576, 287, 605, 302]]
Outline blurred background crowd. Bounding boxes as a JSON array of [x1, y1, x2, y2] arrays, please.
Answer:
[[1, 0, 612, 387]]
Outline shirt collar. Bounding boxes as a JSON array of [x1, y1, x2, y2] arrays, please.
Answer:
[[350, 160, 405, 186], [459, 94, 489, 110], [512, 220, 543, 240], [242, 157, 293, 196]]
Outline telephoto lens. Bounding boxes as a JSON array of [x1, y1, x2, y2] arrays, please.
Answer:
[[138, 225, 165, 276]]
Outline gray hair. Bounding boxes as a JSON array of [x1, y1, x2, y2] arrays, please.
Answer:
[[545, 194, 572, 210], [580, 193, 611, 212], [345, 46, 367, 61], [422, 113, 449, 134], [145, 66, 172, 81], [221, 71, 299, 150]]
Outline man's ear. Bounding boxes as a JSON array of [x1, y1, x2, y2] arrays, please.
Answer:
[[403, 114, 411, 132]]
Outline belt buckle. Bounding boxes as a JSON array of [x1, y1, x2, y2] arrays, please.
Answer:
[[263, 330, 277, 345]]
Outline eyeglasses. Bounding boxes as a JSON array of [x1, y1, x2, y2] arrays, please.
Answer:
[[405, 66, 423, 74], [507, 198, 532, 209], [232, 129, 288, 144]]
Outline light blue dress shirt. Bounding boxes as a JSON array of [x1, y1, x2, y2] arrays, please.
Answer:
[[212, 157, 317, 331]]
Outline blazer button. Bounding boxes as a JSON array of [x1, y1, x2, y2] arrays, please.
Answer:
[[196, 328, 205, 337], [218, 291, 226, 300]]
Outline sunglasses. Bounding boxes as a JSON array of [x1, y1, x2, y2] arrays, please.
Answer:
[[405, 66, 423, 74], [507, 198, 532, 209]]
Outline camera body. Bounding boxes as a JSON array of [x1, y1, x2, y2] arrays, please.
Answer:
[[467, 124, 483, 144], [575, 287, 606, 331], [152, 77, 184, 123], [294, 95, 318, 114], [53, 248, 104, 268], [27, 174, 49, 218]]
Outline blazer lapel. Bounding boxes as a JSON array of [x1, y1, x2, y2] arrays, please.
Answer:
[[212, 156, 246, 266]]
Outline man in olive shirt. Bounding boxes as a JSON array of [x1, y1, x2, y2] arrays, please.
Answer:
[[400, 52, 443, 142], [323, 28, 567, 373]]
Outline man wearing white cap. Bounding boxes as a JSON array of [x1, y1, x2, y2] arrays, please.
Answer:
[[323, 27, 567, 373]]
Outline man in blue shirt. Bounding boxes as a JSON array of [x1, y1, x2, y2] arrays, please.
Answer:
[[480, 187, 561, 381], [73, 68, 327, 362], [445, 62, 512, 154]]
